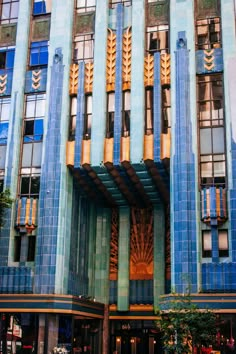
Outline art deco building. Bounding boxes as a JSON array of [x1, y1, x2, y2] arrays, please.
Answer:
[[0, 0, 236, 353]]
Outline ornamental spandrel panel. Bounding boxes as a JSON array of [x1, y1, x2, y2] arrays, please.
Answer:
[[146, 1, 169, 26], [32, 18, 51, 41], [196, 0, 220, 18], [0, 24, 17, 46], [75, 12, 95, 34]]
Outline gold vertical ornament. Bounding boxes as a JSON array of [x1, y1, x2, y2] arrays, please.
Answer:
[[106, 28, 116, 92], [122, 27, 132, 90], [160, 53, 170, 86], [69, 63, 79, 95], [144, 54, 154, 87], [84, 62, 94, 93]]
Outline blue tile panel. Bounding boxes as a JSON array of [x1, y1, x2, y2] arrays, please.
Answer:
[[109, 280, 154, 305], [202, 263, 236, 292], [0, 69, 13, 96], [34, 48, 64, 294], [196, 48, 223, 75], [25, 68, 47, 93], [74, 62, 85, 168], [109, 280, 117, 304], [153, 52, 161, 162], [130, 280, 153, 304], [0, 267, 33, 293], [113, 4, 123, 165], [172, 32, 197, 293]]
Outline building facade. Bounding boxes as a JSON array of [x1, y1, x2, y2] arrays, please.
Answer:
[[0, 0, 236, 353]]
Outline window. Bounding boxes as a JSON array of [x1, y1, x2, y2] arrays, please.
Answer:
[[145, 88, 153, 135], [20, 171, 41, 197], [146, 25, 169, 54], [84, 94, 92, 139], [14, 235, 36, 262], [106, 92, 114, 138], [33, 0, 52, 15], [196, 18, 221, 50], [202, 230, 212, 258], [74, 34, 94, 63], [162, 87, 171, 134], [0, 176, 3, 192], [198, 75, 225, 187], [0, 97, 10, 145], [122, 91, 130, 137], [0, 0, 19, 24], [109, 0, 131, 8], [218, 230, 228, 257], [0, 47, 15, 70], [19, 94, 45, 198], [76, 0, 96, 13], [202, 229, 229, 258], [69, 97, 77, 141], [30, 41, 48, 67]]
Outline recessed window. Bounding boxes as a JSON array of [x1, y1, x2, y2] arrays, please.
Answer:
[[0, 97, 10, 145], [106, 92, 115, 138], [0, 177, 4, 192], [146, 25, 169, 54], [202, 230, 212, 258], [122, 91, 130, 137], [0, 47, 15, 70], [69, 97, 77, 141], [219, 230, 228, 257], [74, 34, 94, 63], [198, 75, 226, 187], [30, 41, 48, 67], [162, 87, 171, 134], [196, 18, 221, 50], [14, 235, 36, 262], [20, 174, 40, 197], [76, 0, 96, 13], [84, 94, 92, 139], [145, 88, 153, 135], [109, 0, 131, 8], [0, 0, 19, 24], [33, 0, 52, 15]]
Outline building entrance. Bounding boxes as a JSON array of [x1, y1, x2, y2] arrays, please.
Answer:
[[110, 321, 163, 354]]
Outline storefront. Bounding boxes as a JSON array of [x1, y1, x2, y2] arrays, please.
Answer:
[[0, 295, 104, 354]]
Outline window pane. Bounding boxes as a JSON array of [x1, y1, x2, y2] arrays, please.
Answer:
[[71, 97, 77, 116], [1, 100, 10, 120], [34, 119, 43, 141], [214, 161, 225, 177], [35, 97, 45, 117], [24, 121, 34, 137], [86, 95, 92, 114], [22, 144, 33, 167], [0, 145, 7, 169], [203, 231, 212, 251], [212, 127, 224, 154], [108, 93, 115, 112], [32, 142, 42, 166], [1, 4, 10, 20], [20, 176, 30, 195], [201, 162, 212, 178], [0, 122, 8, 144], [124, 91, 130, 110], [218, 230, 228, 250], [200, 129, 212, 154], [26, 98, 35, 118], [30, 176, 40, 194], [10, 2, 19, 18]]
